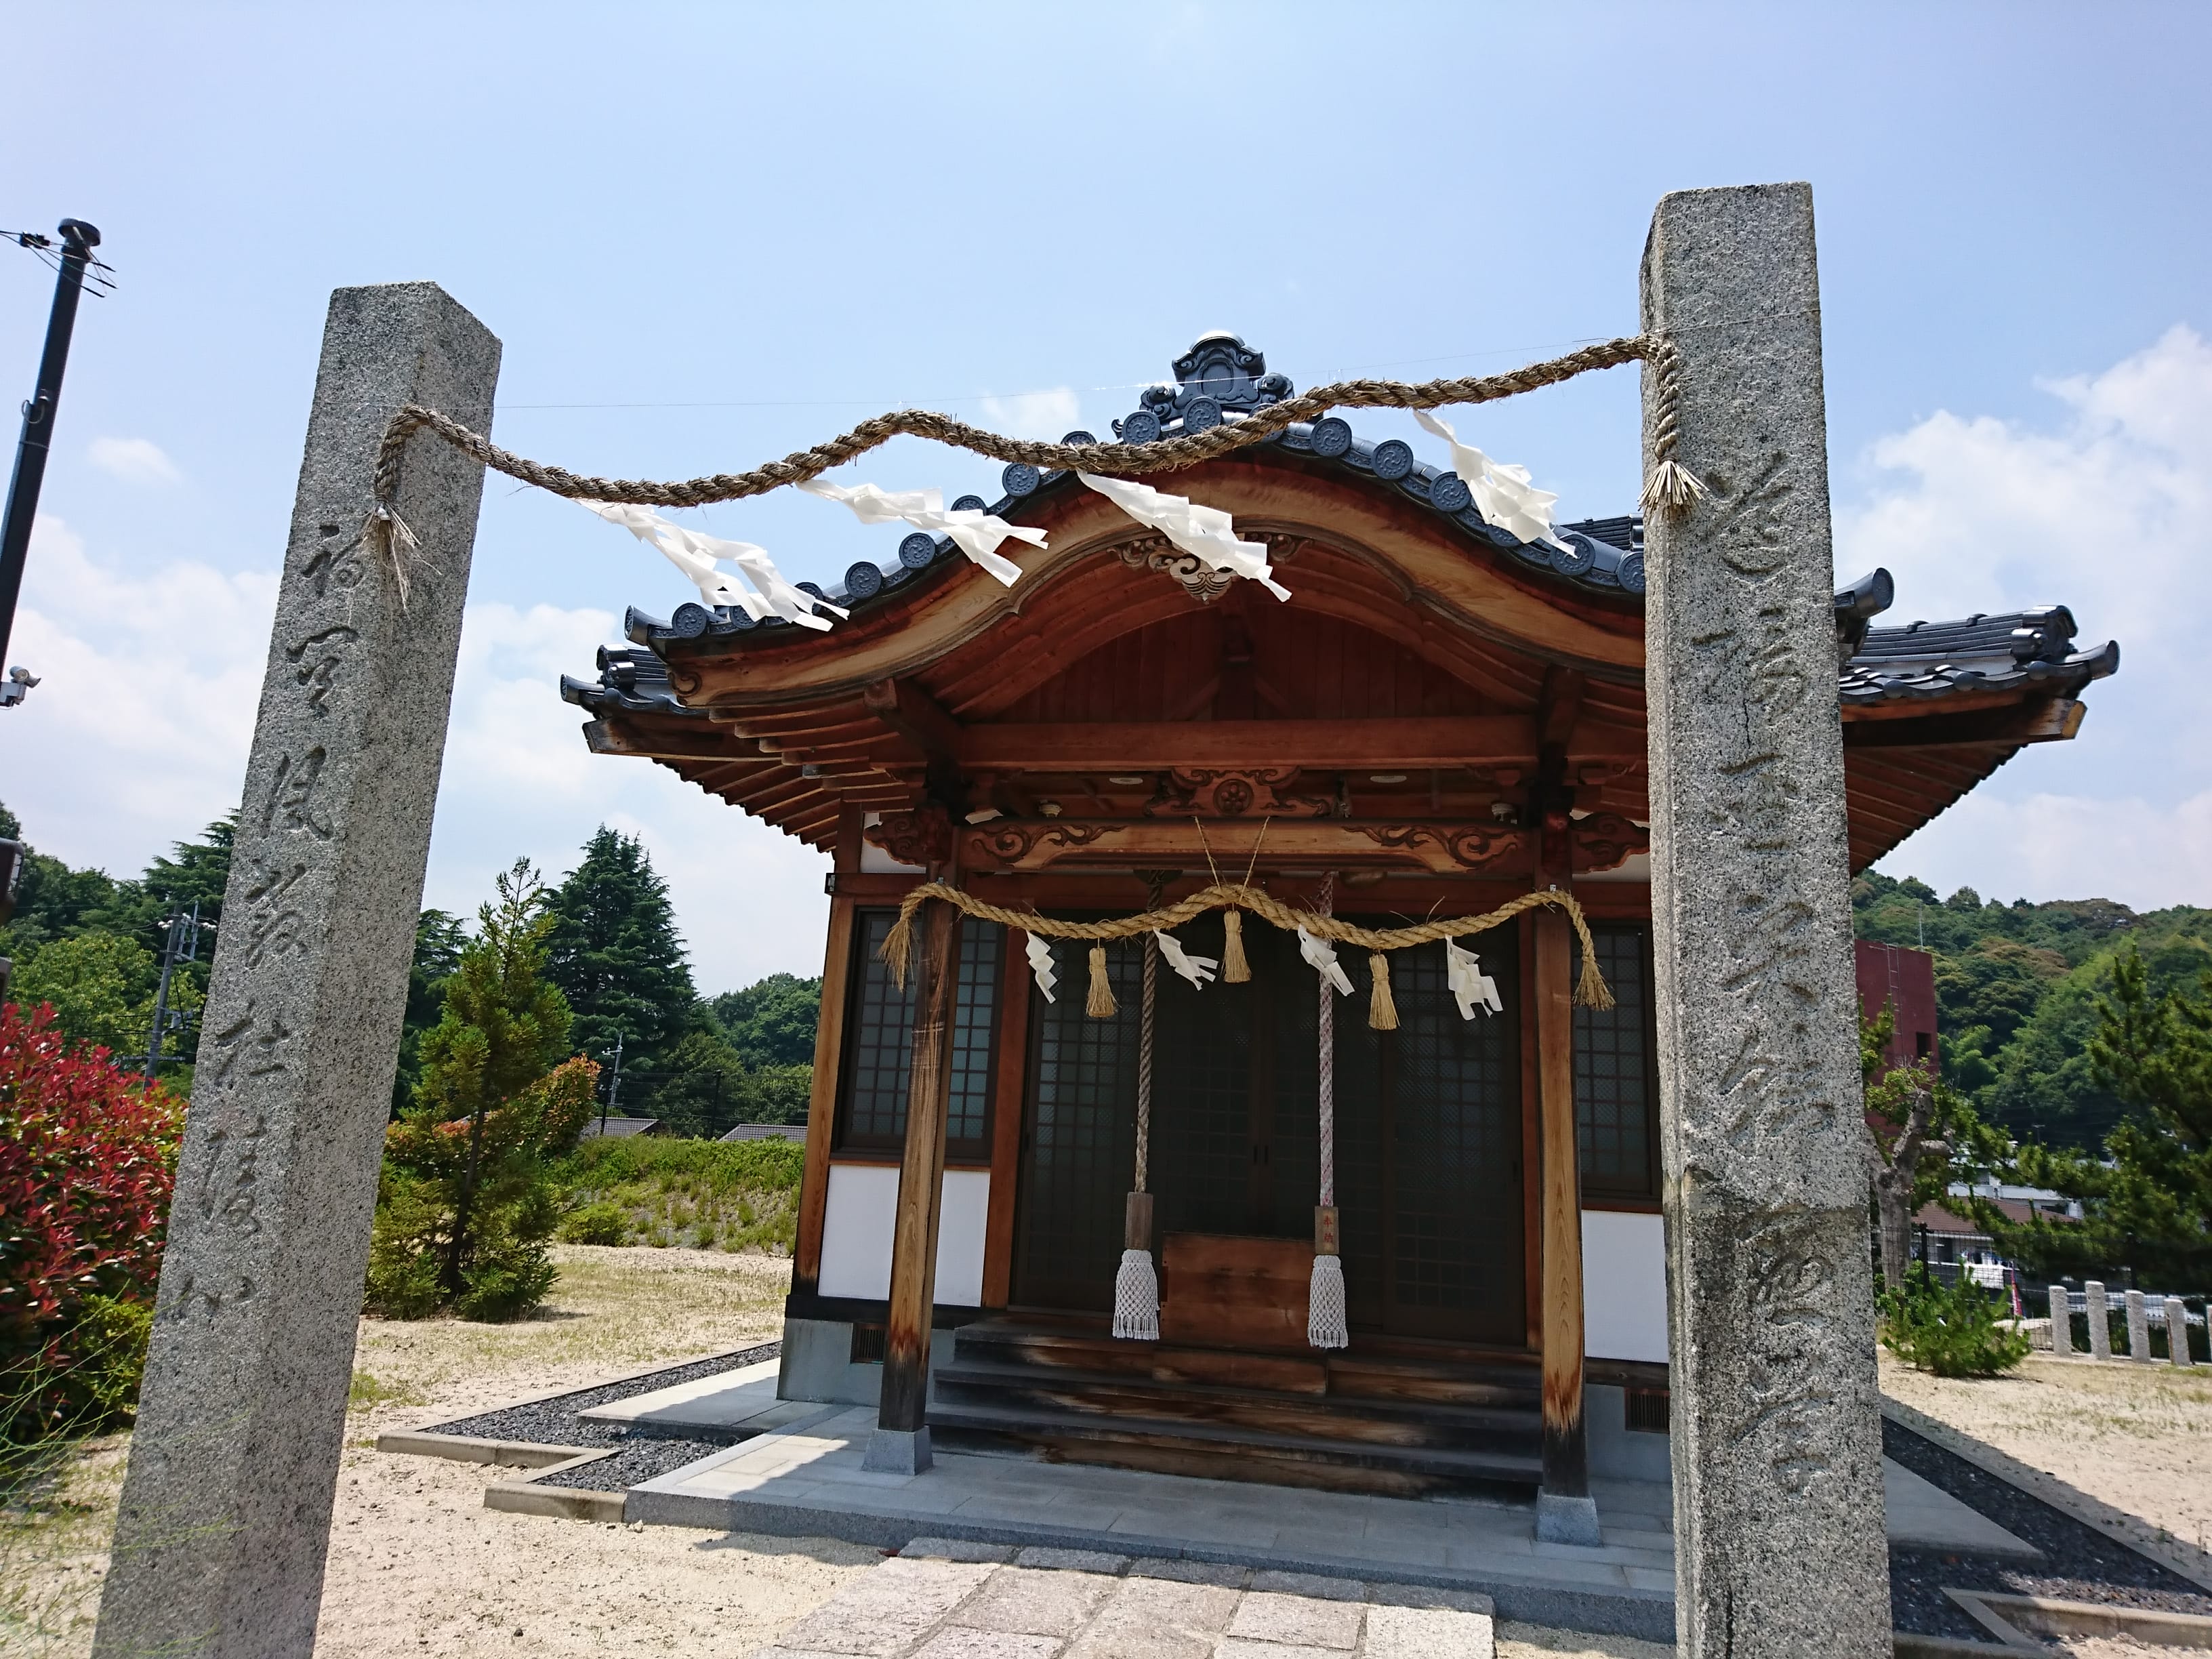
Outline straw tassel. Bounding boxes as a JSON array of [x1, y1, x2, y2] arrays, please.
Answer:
[[1575, 947, 1616, 1011], [1086, 945, 1118, 1018], [1221, 909, 1250, 983], [1639, 457, 1708, 516], [1366, 952, 1398, 1031], [880, 903, 917, 988]]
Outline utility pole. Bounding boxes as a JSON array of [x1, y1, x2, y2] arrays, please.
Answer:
[[600, 1031, 623, 1132], [142, 900, 207, 1081], [1, 218, 104, 699]]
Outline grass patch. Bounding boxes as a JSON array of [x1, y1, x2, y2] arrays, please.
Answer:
[[552, 1136, 803, 1254], [347, 1370, 424, 1413]]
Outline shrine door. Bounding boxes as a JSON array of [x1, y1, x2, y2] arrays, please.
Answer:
[[1010, 916, 1525, 1345]]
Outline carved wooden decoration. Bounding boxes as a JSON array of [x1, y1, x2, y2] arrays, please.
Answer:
[[1145, 767, 1332, 819], [1359, 823, 1525, 872], [1570, 812, 1650, 874], [963, 817, 1532, 875], [865, 804, 954, 869]]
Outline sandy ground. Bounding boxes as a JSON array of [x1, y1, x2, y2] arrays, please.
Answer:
[[1880, 1350, 2212, 1563]]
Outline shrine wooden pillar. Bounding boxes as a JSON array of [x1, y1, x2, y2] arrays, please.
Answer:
[[865, 825, 960, 1474], [1534, 907, 1597, 1544]]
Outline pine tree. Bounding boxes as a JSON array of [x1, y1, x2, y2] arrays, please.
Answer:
[[367, 861, 596, 1320], [543, 827, 700, 1079]]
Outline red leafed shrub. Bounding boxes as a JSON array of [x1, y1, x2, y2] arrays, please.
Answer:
[[1, 1002, 184, 1437]]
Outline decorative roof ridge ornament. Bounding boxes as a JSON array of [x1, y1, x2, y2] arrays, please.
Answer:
[[1113, 333, 1296, 445]]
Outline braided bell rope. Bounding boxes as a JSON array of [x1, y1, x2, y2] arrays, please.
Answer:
[[1134, 876, 1164, 1195], [369, 335, 1682, 512], [1316, 874, 1336, 1210], [880, 880, 1613, 1011]]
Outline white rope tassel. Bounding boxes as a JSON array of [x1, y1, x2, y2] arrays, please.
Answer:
[[796, 478, 1045, 586], [1308, 1251, 1349, 1351], [1023, 930, 1059, 1002], [577, 499, 844, 630], [1113, 1248, 1161, 1340], [1444, 937, 1504, 1020], [1412, 410, 1570, 553], [364, 501, 424, 609], [1307, 876, 1350, 1350], [1079, 472, 1292, 600]]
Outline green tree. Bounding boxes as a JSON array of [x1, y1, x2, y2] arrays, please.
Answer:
[[392, 909, 468, 1113], [1861, 1004, 2002, 1289], [9, 932, 178, 1057], [1991, 945, 2212, 1284], [0, 802, 123, 961], [711, 972, 822, 1069], [544, 828, 699, 1080], [368, 861, 593, 1319]]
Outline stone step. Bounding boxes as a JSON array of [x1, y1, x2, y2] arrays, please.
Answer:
[[926, 1397, 1544, 1499], [931, 1357, 1540, 1454]]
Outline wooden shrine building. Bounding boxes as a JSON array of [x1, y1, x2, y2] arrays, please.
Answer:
[[562, 333, 2116, 1502]]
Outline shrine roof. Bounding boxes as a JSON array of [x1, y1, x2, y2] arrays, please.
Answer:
[[558, 572, 2119, 721], [607, 333, 1656, 657]]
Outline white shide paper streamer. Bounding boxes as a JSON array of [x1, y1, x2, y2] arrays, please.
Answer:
[[1080, 472, 1292, 601], [1153, 930, 1218, 989], [797, 479, 1046, 587], [1444, 938, 1504, 1020], [1297, 924, 1356, 997], [1412, 411, 1570, 554], [1024, 932, 1059, 1003], [579, 499, 843, 631]]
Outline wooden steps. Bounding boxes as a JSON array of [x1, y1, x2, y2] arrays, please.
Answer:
[[926, 1319, 1543, 1498]]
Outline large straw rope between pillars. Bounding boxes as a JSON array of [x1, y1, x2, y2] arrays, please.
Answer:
[[371, 337, 1675, 512], [884, 881, 1614, 1011]]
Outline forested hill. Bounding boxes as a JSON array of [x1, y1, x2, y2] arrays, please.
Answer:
[[1853, 871, 2212, 1150]]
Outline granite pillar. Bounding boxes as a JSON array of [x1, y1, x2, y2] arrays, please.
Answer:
[[2087, 1282, 2112, 1359], [94, 284, 499, 1658], [1640, 184, 1891, 1658], [2167, 1298, 2194, 1367], [2050, 1286, 2076, 1355], [2125, 1289, 2151, 1361]]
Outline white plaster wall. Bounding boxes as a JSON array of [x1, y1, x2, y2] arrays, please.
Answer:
[[1582, 1208, 1668, 1362], [817, 1162, 989, 1306]]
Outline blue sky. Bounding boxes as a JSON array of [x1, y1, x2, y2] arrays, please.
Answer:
[[4, 5, 2208, 992]]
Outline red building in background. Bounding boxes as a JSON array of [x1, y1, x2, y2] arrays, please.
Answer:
[[1856, 939, 1938, 1071]]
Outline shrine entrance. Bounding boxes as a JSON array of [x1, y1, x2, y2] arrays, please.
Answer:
[[1011, 916, 1525, 1348]]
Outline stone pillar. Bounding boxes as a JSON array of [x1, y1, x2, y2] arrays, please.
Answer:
[[94, 285, 499, 1658], [2086, 1281, 2111, 1359], [2050, 1285, 2077, 1355], [1534, 912, 1596, 1545], [865, 896, 960, 1475], [1640, 184, 1891, 1658], [2166, 1298, 2194, 1368], [2126, 1288, 2152, 1362]]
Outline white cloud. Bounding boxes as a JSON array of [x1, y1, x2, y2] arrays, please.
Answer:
[[1847, 326, 2212, 907], [1, 519, 827, 991], [1877, 789, 2212, 912], [1, 515, 274, 869], [424, 599, 830, 992], [978, 386, 1082, 441], [87, 436, 182, 485]]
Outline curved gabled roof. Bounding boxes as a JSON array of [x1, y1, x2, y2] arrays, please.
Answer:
[[615, 333, 1647, 656]]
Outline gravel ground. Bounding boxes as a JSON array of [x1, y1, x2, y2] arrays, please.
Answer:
[[428, 1340, 779, 1452], [540, 1437, 737, 1492], [1884, 1416, 2212, 1641]]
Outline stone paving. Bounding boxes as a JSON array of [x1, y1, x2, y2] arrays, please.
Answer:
[[751, 1540, 1495, 1658]]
